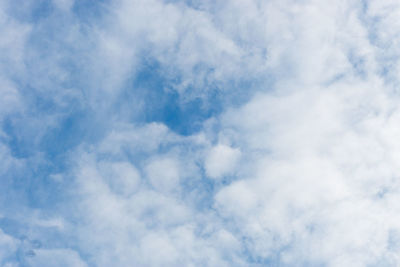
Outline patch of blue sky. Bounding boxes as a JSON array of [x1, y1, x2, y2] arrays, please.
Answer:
[[72, 0, 111, 21], [116, 59, 220, 135], [4, 0, 53, 23], [347, 50, 368, 79], [123, 57, 263, 136], [6, 0, 109, 24]]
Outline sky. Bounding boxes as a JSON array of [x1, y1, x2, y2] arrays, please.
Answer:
[[1, 0, 400, 266]]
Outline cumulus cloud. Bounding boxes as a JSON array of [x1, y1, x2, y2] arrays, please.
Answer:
[[145, 157, 181, 192], [2, 0, 400, 266], [205, 144, 241, 179]]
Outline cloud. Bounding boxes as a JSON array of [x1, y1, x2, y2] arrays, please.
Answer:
[[2, 0, 400, 266], [0, 229, 18, 266], [205, 144, 241, 179], [145, 157, 181, 192], [25, 248, 88, 267], [98, 161, 141, 197]]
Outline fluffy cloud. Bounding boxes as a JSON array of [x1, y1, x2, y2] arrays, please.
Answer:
[[2, 0, 400, 266], [205, 144, 241, 179]]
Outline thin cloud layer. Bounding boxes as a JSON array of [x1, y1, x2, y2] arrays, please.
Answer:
[[1, 0, 400, 266]]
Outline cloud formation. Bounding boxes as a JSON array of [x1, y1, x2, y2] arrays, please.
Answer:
[[2, 0, 400, 266]]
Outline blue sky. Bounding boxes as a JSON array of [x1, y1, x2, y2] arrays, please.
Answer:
[[1, 0, 400, 266]]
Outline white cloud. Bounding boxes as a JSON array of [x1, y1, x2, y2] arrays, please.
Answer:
[[98, 161, 141, 197], [4, 0, 400, 266], [62, 0, 400, 265], [205, 144, 241, 179], [145, 157, 180, 192], [0, 229, 18, 265]]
